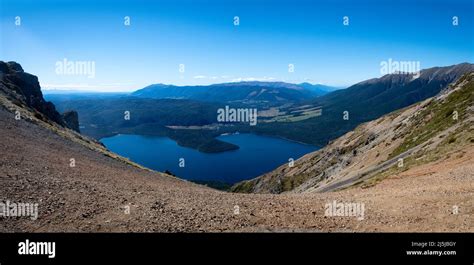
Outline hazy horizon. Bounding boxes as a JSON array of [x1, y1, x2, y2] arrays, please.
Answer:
[[37, 61, 471, 93]]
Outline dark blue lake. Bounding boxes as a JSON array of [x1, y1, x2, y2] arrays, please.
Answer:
[[101, 133, 318, 184]]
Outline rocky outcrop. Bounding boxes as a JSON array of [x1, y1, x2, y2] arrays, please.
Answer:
[[0, 61, 79, 132], [62, 110, 80, 132]]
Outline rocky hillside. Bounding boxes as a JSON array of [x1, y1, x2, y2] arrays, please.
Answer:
[[0, 61, 79, 132], [249, 63, 474, 148], [232, 72, 474, 194]]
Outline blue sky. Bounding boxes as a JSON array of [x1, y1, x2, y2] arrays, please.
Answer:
[[1, 0, 473, 91]]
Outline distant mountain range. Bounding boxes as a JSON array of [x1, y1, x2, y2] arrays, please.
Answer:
[[131, 81, 339, 103], [312, 62, 474, 117], [250, 63, 474, 146]]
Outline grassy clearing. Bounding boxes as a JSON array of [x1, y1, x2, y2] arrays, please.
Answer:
[[267, 108, 322, 122]]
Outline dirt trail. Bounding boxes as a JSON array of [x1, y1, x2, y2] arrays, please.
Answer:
[[0, 108, 472, 232], [318, 134, 431, 193]]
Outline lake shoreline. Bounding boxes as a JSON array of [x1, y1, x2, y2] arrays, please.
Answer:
[[101, 133, 319, 184]]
